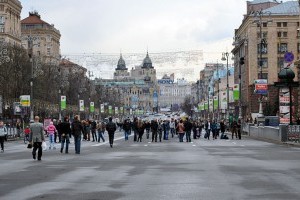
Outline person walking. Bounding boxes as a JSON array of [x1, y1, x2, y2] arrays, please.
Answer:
[[205, 120, 211, 140], [106, 117, 117, 148], [157, 120, 163, 142], [46, 121, 57, 150], [29, 116, 45, 161], [184, 118, 193, 142], [96, 121, 106, 143], [170, 118, 175, 138], [132, 117, 138, 142], [144, 120, 151, 139], [177, 119, 185, 142], [231, 120, 238, 139], [137, 119, 145, 142], [220, 120, 226, 139], [71, 115, 83, 154], [60, 116, 72, 154], [123, 119, 131, 141], [163, 120, 170, 140], [151, 119, 158, 142], [91, 120, 97, 142], [0, 121, 8, 153]]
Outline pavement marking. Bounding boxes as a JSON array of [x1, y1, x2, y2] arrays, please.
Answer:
[[144, 145, 148, 147], [192, 145, 196, 147]]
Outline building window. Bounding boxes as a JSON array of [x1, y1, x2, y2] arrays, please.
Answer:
[[278, 32, 288, 38], [277, 57, 284, 69], [278, 43, 288, 53], [258, 58, 268, 68], [0, 5, 4, 11], [263, 23, 268, 27], [257, 44, 268, 54], [277, 22, 281, 27], [282, 22, 287, 27], [298, 43, 300, 53], [258, 73, 268, 80]]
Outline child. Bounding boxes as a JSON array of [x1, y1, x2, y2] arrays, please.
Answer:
[[46, 121, 57, 150], [24, 126, 30, 144]]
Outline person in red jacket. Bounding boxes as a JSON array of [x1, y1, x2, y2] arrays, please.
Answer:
[[24, 126, 31, 144]]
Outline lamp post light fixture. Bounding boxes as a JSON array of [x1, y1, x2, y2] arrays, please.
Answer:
[[221, 52, 230, 122], [253, 10, 272, 119]]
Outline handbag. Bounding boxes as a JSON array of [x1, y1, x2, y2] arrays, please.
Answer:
[[27, 143, 32, 149]]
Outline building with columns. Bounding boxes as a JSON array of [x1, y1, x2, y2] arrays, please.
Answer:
[[0, 0, 22, 45], [21, 11, 61, 65], [232, 0, 300, 119]]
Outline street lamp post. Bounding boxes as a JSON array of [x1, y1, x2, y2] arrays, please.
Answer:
[[253, 10, 272, 119], [25, 34, 40, 121], [221, 52, 230, 122], [217, 62, 220, 121]]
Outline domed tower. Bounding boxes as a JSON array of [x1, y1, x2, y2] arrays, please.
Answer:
[[116, 54, 127, 71], [114, 54, 130, 80], [142, 52, 154, 69]]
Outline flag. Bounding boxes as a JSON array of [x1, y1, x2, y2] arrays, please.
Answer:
[[213, 96, 218, 110], [233, 84, 239, 101], [79, 100, 84, 111], [90, 102, 95, 113], [108, 105, 112, 114], [61, 96, 66, 110]]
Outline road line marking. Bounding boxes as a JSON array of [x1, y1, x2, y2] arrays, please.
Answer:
[[91, 136, 126, 147]]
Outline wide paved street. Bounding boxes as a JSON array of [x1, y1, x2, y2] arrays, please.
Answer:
[[1, 132, 300, 200]]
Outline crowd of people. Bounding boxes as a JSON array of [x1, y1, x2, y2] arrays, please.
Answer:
[[0, 115, 242, 161]]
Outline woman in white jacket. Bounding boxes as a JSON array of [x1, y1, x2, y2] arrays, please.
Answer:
[[0, 121, 8, 152]]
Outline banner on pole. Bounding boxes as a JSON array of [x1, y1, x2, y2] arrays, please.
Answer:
[[90, 102, 95, 113], [100, 104, 104, 113], [120, 107, 123, 114], [213, 96, 218, 110], [61, 96, 66, 110], [115, 107, 119, 115], [108, 105, 112, 114], [233, 84, 239, 101], [79, 100, 84, 111]]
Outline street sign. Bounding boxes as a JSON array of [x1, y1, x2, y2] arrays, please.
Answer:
[[255, 84, 268, 90], [254, 90, 268, 95], [254, 79, 267, 84], [284, 52, 294, 62]]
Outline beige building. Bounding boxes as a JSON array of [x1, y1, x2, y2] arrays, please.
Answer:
[[21, 11, 61, 65], [232, 0, 300, 117], [0, 0, 22, 45], [158, 75, 192, 110]]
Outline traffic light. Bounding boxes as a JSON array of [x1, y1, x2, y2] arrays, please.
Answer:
[[239, 57, 245, 65]]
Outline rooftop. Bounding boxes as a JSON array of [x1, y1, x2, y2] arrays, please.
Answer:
[[21, 11, 49, 25], [264, 1, 299, 15]]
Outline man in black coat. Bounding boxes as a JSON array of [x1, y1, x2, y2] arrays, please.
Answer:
[[106, 117, 117, 148]]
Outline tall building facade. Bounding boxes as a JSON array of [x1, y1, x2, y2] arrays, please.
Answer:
[[158, 75, 191, 110], [0, 0, 22, 44], [21, 11, 61, 65], [232, 0, 300, 118]]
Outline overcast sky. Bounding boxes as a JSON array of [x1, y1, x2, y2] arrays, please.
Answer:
[[20, 0, 249, 57]]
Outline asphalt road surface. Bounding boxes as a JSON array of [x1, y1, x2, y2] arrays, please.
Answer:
[[1, 132, 300, 200]]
